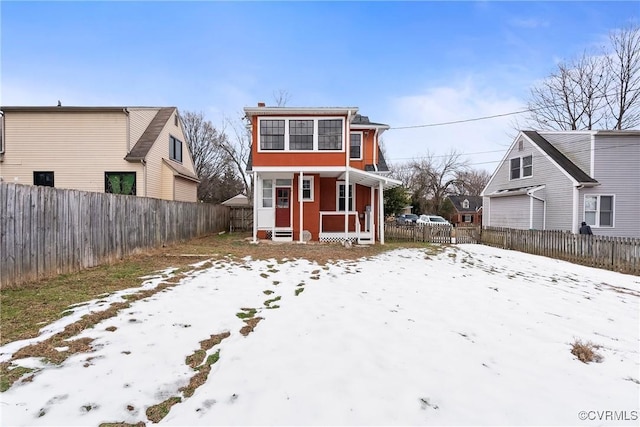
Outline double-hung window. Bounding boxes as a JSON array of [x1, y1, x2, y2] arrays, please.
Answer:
[[169, 135, 183, 163], [260, 120, 285, 150], [262, 179, 273, 207], [584, 195, 614, 227], [510, 155, 532, 179], [301, 177, 314, 201], [337, 182, 354, 212], [318, 119, 342, 150], [350, 132, 362, 159], [289, 120, 313, 150]]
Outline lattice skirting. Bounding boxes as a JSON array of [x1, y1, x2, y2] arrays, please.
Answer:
[[319, 236, 358, 243]]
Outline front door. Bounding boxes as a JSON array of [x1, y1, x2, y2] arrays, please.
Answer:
[[275, 187, 290, 227]]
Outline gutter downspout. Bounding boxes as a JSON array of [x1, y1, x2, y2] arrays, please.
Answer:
[[141, 159, 147, 197], [572, 185, 581, 234], [379, 181, 385, 244], [123, 108, 130, 152], [526, 186, 545, 230], [373, 128, 378, 166], [252, 171, 258, 243], [344, 110, 352, 242]]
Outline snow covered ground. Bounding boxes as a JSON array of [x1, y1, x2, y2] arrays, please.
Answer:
[[1, 245, 639, 426]]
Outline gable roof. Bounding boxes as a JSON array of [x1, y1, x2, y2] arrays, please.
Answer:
[[221, 194, 251, 207], [125, 107, 176, 161], [448, 195, 483, 212], [522, 130, 597, 184]]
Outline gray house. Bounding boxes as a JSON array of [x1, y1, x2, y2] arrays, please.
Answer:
[[482, 130, 640, 238]]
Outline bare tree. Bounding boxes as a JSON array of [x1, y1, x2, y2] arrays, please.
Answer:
[[221, 116, 253, 198], [181, 111, 237, 202], [406, 150, 469, 215], [453, 169, 491, 195], [273, 89, 291, 107], [605, 25, 640, 129], [526, 25, 640, 131]]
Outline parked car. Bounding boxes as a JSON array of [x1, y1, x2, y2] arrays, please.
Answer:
[[396, 214, 419, 225], [416, 215, 452, 226]]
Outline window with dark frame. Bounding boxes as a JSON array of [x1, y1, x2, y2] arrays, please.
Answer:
[[510, 155, 532, 179], [337, 183, 353, 211], [318, 119, 342, 150], [169, 135, 183, 162], [105, 172, 136, 195], [34, 171, 54, 187], [260, 120, 285, 150], [289, 120, 314, 150], [350, 133, 362, 159], [302, 178, 313, 201]]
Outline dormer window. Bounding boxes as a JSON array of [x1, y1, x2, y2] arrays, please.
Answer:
[[462, 199, 469, 209]]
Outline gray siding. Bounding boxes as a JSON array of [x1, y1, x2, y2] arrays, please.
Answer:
[[540, 132, 592, 175], [580, 134, 640, 238], [485, 195, 530, 229], [484, 133, 575, 231]]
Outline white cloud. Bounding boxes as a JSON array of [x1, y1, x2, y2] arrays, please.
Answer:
[[382, 78, 525, 173]]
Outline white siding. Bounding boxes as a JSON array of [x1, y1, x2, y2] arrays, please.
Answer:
[[580, 134, 640, 237], [0, 111, 143, 194]]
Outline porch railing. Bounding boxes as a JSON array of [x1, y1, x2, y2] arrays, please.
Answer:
[[319, 211, 362, 241]]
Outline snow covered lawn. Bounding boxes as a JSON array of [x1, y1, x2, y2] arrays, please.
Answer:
[[1, 244, 639, 426]]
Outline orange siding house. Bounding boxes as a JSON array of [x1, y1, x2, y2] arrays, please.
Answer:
[[244, 104, 401, 244]]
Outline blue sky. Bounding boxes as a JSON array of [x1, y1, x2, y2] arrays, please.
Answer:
[[2, 1, 638, 171]]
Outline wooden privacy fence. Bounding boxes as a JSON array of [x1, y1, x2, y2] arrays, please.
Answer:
[[1, 183, 229, 288], [480, 227, 640, 275]]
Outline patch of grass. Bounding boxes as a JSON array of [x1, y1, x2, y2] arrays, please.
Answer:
[[240, 317, 263, 336], [295, 288, 304, 296], [571, 340, 603, 363], [199, 332, 230, 351], [272, 280, 280, 286], [264, 296, 281, 307], [263, 290, 274, 295], [146, 396, 181, 423], [259, 272, 269, 279], [186, 349, 206, 369], [0, 364, 34, 392], [206, 349, 220, 366], [235, 308, 257, 319], [99, 423, 146, 427]]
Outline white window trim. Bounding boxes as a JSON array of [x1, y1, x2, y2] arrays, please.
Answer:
[[261, 179, 273, 208], [301, 176, 314, 202], [509, 155, 533, 180], [584, 194, 615, 228], [349, 131, 363, 160], [257, 116, 345, 153], [336, 181, 355, 212], [462, 199, 470, 209]]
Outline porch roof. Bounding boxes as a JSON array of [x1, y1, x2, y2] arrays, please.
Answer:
[[252, 166, 402, 189]]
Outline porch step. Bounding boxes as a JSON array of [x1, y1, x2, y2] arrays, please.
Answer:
[[272, 230, 293, 242], [357, 237, 374, 245]]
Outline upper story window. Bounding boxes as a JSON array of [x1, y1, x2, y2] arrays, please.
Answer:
[[462, 199, 469, 209], [585, 195, 614, 227], [289, 120, 313, 150], [257, 117, 344, 152], [510, 155, 532, 180], [350, 132, 362, 159], [318, 119, 342, 150], [260, 120, 285, 150], [169, 135, 183, 163]]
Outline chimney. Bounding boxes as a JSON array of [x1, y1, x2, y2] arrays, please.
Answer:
[[257, 102, 266, 107]]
